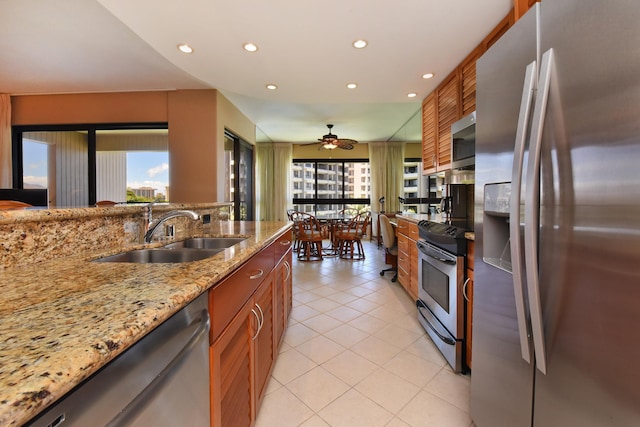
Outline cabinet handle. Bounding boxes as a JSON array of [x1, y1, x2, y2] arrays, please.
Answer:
[[251, 308, 261, 340], [249, 269, 264, 280], [284, 260, 291, 281], [255, 303, 264, 336], [280, 240, 292, 247], [462, 278, 471, 302]]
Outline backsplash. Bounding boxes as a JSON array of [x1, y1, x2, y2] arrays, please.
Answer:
[[0, 203, 231, 270]]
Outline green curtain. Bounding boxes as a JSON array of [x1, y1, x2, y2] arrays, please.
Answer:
[[256, 142, 292, 221], [368, 141, 406, 213]]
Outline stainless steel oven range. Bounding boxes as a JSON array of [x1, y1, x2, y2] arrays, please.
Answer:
[[416, 221, 467, 373]]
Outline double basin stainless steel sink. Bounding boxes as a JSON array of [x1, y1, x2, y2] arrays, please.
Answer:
[[93, 237, 246, 263]]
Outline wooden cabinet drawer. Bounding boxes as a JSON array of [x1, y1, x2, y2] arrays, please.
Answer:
[[273, 229, 293, 263], [395, 219, 411, 237], [210, 245, 275, 342], [467, 240, 475, 270], [397, 233, 410, 255], [408, 222, 419, 240]]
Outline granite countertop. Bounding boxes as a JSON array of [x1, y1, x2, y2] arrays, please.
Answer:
[[0, 220, 290, 426]]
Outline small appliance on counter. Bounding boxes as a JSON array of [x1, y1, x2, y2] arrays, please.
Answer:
[[440, 184, 474, 230]]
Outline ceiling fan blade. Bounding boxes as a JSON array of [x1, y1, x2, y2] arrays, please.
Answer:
[[337, 138, 357, 145]]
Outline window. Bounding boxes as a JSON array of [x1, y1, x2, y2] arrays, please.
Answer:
[[401, 158, 442, 213], [13, 124, 167, 207], [224, 130, 254, 221], [292, 159, 370, 215]]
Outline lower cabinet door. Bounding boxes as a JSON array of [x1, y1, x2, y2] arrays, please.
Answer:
[[254, 274, 275, 410], [210, 300, 254, 427], [274, 249, 292, 346]]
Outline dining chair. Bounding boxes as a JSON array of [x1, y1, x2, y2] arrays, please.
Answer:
[[291, 211, 327, 261], [379, 214, 398, 281], [95, 200, 118, 207], [0, 200, 33, 210], [335, 212, 370, 260]]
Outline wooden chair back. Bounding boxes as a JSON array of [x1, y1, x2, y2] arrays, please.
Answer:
[[0, 200, 32, 210]]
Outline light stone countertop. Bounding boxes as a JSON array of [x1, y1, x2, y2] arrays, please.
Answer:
[[0, 220, 290, 426]]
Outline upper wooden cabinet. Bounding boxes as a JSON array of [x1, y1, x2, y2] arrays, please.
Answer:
[[437, 70, 460, 172], [421, 8, 518, 175], [422, 93, 437, 174], [460, 47, 483, 117]]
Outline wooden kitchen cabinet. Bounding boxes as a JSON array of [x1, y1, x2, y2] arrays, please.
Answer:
[[421, 70, 461, 174], [253, 273, 275, 410], [209, 229, 292, 427], [274, 248, 292, 346], [210, 297, 254, 427], [422, 92, 438, 175], [465, 239, 475, 370], [396, 219, 419, 300], [436, 70, 460, 172], [460, 47, 483, 117], [421, 8, 517, 176]]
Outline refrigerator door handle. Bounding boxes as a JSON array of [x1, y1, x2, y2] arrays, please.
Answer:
[[524, 48, 554, 375], [510, 60, 537, 364]]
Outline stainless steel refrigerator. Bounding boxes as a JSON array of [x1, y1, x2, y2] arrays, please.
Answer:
[[471, 1, 640, 426]]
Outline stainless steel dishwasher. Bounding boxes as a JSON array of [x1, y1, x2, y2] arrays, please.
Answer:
[[27, 293, 210, 427]]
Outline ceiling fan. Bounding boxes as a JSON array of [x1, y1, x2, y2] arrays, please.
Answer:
[[305, 124, 358, 150]]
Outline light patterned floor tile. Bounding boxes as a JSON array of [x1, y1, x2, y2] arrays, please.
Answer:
[[423, 368, 472, 412], [398, 390, 472, 427], [322, 349, 378, 386], [285, 366, 350, 412], [350, 335, 403, 366], [295, 335, 346, 364], [271, 348, 318, 385], [354, 368, 421, 413], [323, 323, 370, 348], [301, 313, 344, 334], [258, 240, 472, 427], [318, 388, 394, 427], [254, 386, 315, 427]]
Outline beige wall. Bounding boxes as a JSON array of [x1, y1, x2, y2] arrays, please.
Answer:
[[11, 92, 168, 124], [10, 90, 255, 203]]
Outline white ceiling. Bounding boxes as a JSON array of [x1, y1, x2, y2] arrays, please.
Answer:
[[0, 0, 512, 144]]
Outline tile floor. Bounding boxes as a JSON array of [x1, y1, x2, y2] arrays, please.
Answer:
[[256, 240, 473, 427]]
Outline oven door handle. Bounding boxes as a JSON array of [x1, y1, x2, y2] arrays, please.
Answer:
[[416, 300, 456, 345], [425, 252, 456, 264]]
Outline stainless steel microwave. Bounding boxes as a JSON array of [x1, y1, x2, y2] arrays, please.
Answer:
[[450, 111, 476, 169]]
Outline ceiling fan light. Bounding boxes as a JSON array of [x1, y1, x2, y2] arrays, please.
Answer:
[[324, 142, 338, 149]]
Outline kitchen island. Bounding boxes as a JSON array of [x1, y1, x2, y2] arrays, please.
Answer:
[[0, 206, 290, 426]]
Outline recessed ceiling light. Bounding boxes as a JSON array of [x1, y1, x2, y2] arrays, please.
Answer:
[[266, 84, 277, 90], [422, 72, 434, 79], [243, 43, 259, 52], [177, 44, 193, 54], [353, 39, 368, 49], [407, 93, 418, 98], [346, 83, 358, 89]]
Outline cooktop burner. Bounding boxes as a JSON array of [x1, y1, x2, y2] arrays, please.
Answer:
[[417, 220, 467, 256]]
